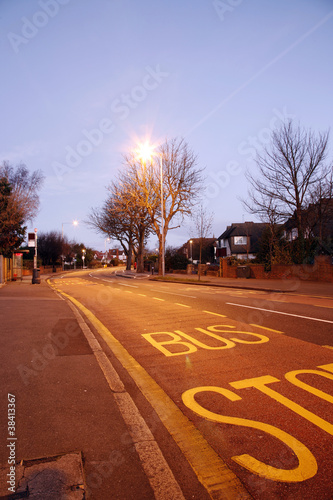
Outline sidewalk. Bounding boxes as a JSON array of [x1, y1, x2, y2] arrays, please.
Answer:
[[119, 269, 333, 297], [0, 278, 158, 499]]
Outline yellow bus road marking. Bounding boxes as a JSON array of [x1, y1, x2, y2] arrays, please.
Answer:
[[250, 324, 284, 334], [57, 291, 251, 500], [202, 310, 227, 318], [153, 297, 165, 301], [138, 293, 147, 297], [323, 345, 333, 350], [175, 303, 191, 308]]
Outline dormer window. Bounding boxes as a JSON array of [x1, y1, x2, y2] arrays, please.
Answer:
[[234, 236, 247, 245]]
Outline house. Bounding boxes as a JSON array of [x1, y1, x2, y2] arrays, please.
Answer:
[[107, 248, 126, 262], [93, 249, 126, 263], [216, 222, 268, 260], [284, 199, 333, 244], [93, 250, 105, 262], [178, 238, 216, 264]]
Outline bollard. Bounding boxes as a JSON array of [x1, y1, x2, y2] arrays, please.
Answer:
[[32, 268, 41, 284]]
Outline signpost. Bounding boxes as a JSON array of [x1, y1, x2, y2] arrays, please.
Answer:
[[30, 228, 40, 284]]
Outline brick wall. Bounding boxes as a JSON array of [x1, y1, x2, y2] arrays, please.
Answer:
[[222, 256, 333, 282]]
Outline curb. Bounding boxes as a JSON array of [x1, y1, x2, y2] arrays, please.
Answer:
[[149, 277, 287, 294]]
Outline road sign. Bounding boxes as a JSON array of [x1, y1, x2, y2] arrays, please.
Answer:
[[28, 233, 36, 247]]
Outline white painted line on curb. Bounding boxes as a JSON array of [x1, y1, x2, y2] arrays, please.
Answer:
[[65, 297, 185, 499]]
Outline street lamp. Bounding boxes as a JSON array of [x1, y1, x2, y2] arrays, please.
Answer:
[[82, 249, 86, 269], [104, 237, 110, 262], [62, 219, 78, 239], [190, 239, 193, 262], [136, 141, 165, 276]]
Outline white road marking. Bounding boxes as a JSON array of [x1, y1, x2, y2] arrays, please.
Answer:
[[227, 302, 333, 324], [150, 289, 197, 299]]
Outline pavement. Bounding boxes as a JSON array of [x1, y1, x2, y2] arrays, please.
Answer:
[[118, 269, 333, 297], [0, 275, 160, 499], [0, 270, 332, 499]]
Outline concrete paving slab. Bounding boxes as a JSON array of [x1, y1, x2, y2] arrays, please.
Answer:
[[0, 452, 85, 499]]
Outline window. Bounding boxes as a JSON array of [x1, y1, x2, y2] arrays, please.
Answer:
[[234, 236, 247, 245]]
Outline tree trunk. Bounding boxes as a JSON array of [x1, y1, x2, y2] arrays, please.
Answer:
[[198, 240, 202, 281], [126, 242, 133, 270], [136, 228, 145, 273], [158, 234, 163, 275]]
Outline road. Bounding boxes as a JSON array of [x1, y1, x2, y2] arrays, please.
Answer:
[[50, 269, 333, 499]]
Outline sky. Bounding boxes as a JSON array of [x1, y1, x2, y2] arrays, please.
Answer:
[[1, 0, 333, 252]]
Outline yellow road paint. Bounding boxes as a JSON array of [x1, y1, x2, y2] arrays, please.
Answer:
[[322, 345, 333, 350], [285, 369, 333, 404], [142, 325, 270, 356], [202, 310, 227, 318], [250, 324, 284, 334], [318, 363, 333, 373], [182, 386, 317, 482], [142, 332, 198, 357], [54, 289, 251, 499], [175, 303, 191, 308], [230, 375, 333, 436], [138, 293, 147, 297], [153, 297, 165, 301]]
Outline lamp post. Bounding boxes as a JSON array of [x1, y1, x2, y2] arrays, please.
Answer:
[[61, 220, 78, 270], [104, 237, 110, 263], [190, 239, 193, 262], [136, 141, 165, 276], [82, 249, 86, 269]]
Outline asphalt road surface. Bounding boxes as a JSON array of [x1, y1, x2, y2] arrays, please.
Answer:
[[50, 269, 333, 499]]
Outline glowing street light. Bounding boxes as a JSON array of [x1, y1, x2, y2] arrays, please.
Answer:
[[82, 248, 86, 269], [62, 219, 78, 239], [136, 141, 165, 276]]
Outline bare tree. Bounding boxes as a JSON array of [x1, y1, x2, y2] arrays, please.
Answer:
[[87, 199, 136, 271], [124, 137, 205, 274], [87, 176, 152, 272], [192, 204, 213, 280], [243, 120, 331, 262]]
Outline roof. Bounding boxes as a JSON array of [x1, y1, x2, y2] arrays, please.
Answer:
[[218, 222, 267, 240], [218, 222, 268, 254]]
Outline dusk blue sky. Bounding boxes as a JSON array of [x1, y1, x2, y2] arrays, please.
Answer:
[[1, 0, 333, 251]]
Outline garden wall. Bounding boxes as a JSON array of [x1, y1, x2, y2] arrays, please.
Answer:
[[222, 255, 333, 282]]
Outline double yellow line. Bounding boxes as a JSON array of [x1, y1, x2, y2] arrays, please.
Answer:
[[49, 281, 251, 499]]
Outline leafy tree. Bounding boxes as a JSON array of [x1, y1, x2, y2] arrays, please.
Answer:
[[165, 247, 189, 271], [38, 231, 63, 266], [0, 162, 44, 256], [0, 177, 25, 256], [255, 225, 292, 271]]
